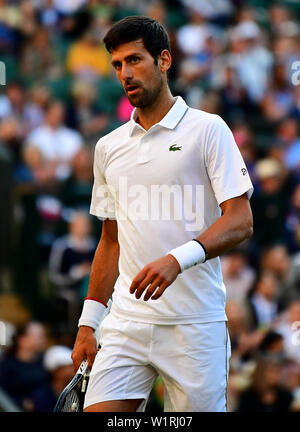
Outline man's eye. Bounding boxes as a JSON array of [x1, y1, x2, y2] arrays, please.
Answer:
[[113, 63, 121, 70], [131, 57, 140, 63]]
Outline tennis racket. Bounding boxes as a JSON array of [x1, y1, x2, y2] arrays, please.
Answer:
[[54, 299, 112, 412], [54, 358, 90, 412]]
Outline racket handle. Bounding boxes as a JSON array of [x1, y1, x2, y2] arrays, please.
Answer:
[[77, 359, 88, 375], [81, 374, 89, 393]]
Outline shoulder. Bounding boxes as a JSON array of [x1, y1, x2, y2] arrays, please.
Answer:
[[184, 108, 231, 144], [187, 108, 227, 128], [94, 121, 131, 154]]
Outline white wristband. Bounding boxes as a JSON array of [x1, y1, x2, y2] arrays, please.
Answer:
[[167, 240, 206, 273], [78, 299, 107, 330]]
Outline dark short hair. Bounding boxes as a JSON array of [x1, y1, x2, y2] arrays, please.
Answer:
[[103, 16, 171, 63]]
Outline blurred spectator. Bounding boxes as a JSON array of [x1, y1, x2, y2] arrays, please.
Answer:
[[0, 82, 29, 135], [281, 359, 300, 411], [25, 100, 83, 180], [66, 79, 109, 146], [211, 62, 254, 124], [272, 33, 300, 87], [275, 299, 300, 364], [251, 158, 288, 248], [288, 252, 300, 304], [25, 84, 51, 133], [226, 300, 264, 372], [0, 0, 22, 54], [146, 1, 167, 27], [0, 0, 21, 31], [175, 8, 223, 106], [285, 184, 300, 252], [0, 321, 50, 411], [37, 0, 60, 30], [0, 321, 15, 360], [290, 85, 300, 120], [66, 27, 111, 80], [227, 329, 286, 411], [0, 115, 22, 166], [275, 117, 300, 172], [261, 245, 291, 281], [232, 122, 257, 178], [198, 90, 221, 114], [221, 249, 255, 303], [260, 61, 294, 123], [269, 5, 292, 37], [246, 271, 279, 330], [21, 145, 56, 186], [41, 344, 74, 411], [176, 8, 213, 58], [58, 146, 102, 239], [236, 357, 293, 412], [20, 100, 84, 266], [181, 0, 233, 24], [19, 0, 40, 39], [49, 211, 96, 333], [226, 20, 273, 103], [52, 0, 87, 15], [58, 147, 95, 230], [21, 26, 63, 82], [258, 330, 285, 360], [260, 244, 296, 309], [279, 118, 300, 173], [0, 141, 13, 273], [49, 210, 95, 290]]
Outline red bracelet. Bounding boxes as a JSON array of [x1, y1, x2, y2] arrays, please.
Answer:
[[84, 297, 108, 308]]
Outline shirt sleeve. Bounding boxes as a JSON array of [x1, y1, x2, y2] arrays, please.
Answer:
[[205, 115, 253, 206], [89, 141, 116, 220]]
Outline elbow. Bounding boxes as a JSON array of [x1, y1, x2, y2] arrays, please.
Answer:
[[245, 223, 253, 240], [243, 215, 253, 240], [239, 202, 253, 241]]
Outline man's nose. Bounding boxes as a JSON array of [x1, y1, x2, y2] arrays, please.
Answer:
[[120, 63, 133, 81]]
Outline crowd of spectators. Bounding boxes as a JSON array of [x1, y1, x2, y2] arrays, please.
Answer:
[[1, 0, 300, 412]]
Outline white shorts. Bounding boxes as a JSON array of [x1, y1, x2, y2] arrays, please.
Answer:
[[84, 311, 231, 412]]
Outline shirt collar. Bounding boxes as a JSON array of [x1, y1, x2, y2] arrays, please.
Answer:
[[129, 96, 188, 137]]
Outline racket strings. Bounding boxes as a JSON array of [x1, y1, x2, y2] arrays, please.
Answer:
[[54, 360, 90, 412], [61, 385, 82, 412]]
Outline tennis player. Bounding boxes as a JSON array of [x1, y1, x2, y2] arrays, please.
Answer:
[[71, 16, 254, 412]]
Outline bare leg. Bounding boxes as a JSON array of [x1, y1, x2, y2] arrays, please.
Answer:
[[84, 398, 144, 412]]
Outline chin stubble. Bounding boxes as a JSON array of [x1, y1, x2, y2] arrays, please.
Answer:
[[128, 75, 164, 109]]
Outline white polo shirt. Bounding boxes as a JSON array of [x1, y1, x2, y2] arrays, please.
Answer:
[[90, 96, 253, 324]]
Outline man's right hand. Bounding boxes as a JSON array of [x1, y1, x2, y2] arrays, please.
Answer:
[[71, 326, 98, 373]]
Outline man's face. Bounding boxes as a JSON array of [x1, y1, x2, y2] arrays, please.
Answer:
[[47, 102, 64, 128], [111, 39, 164, 108]]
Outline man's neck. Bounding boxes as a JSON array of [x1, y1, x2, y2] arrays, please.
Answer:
[[135, 87, 176, 131]]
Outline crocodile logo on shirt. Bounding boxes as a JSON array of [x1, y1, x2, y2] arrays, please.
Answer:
[[169, 144, 182, 152]]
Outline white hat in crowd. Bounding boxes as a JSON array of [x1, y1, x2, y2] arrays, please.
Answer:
[[255, 158, 282, 180], [43, 345, 73, 372]]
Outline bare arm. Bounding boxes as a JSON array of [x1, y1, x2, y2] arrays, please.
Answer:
[[72, 219, 119, 371], [129, 193, 253, 301], [196, 192, 253, 259], [85, 219, 120, 303]]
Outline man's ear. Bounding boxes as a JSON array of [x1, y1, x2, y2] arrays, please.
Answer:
[[158, 49, 172, 73]]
